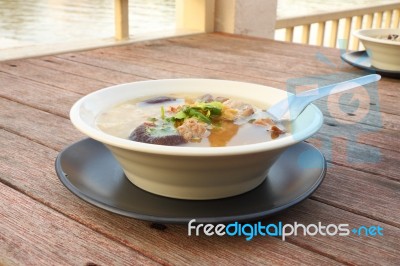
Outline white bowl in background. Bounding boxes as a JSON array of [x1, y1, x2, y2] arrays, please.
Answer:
[[353, 28, 400, 71], [70, 79, 323, 200]]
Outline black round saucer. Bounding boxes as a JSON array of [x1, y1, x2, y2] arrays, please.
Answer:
[[341, 51, 400, 79], [55, 138, 326, 224]]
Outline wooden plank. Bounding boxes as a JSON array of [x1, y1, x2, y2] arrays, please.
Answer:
[[43, 52, 284, 89], [0, 72, 81, 118], [317, 115, 400, 151], [0, 183, 158, 265], [0, 60, 111, 95], [94, 34, 400, 98], [274, 200, 400, 265], [25, 56, 147, 84], [2, 39, 399, 136], [1, 41, 399, 134], [33, 35, 397, 102], [308, 134, 400, 181], [312, 98, 400, 132], [151, 34, 348, 71], [209, 32, 352, 56], [0, 129, 339, 265], [75, 42, 329, 77], [71, 45, 371, 98], [10, 35, 396, 106], [312, 162, 400, 227], [0, 97, 84, 151], [3, 52, 399, 141], [77, 39, 400, 120], [61, 50, 400, 129]]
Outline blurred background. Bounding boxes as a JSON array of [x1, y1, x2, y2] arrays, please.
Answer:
[[0, 0, 398, 54]]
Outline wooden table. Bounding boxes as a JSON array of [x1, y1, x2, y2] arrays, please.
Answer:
[[1, 33, 399, 265]]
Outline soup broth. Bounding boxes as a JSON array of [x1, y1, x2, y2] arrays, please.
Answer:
[[96, 93, 288, 147]]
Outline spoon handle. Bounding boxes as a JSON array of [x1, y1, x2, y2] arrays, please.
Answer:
[[267, 74, 381, 121], [297, 74, 381, 102]]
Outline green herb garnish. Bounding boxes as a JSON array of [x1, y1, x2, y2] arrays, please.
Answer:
[[164, 101, 223, 124], [161, 106, 165, 120]]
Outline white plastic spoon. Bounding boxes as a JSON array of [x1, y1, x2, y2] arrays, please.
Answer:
[[266, 74, 381, 122]]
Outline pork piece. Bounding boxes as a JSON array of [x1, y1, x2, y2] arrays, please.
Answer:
[[215, 96, 229, 103], [197, 94, 230, 103], [177, 118, 208, 141], [129, 122, 186, 146], [253, 118, 286, 139], [270, 126, 285, 139], [387, 34, 399, 41], [197, 94, 214, 103], [253, 117, 275, 127], [223, 99, 254, 118], [143, 96, 177, 104]]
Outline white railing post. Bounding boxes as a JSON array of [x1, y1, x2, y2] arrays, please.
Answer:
[[176, 0, 215, 33], [215, 0, 277, 38], [275, 2, 400, 49], [115, 0, 129, 40]]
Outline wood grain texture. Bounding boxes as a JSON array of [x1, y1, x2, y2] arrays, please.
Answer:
[[312, 162, 400, 226], [1, 116, 399, 264], [0, 61, 110, 95], [0, 97, 84, 150], [0, 182, 158, 266], [60, 41, 400, 124], [273, 200, 400, 266], [0, 130, 339, 265], [0, 72, 80, 118], [2, 42, 399, 133], [1, 33, 399, 265], [308, 135, 400, 181]]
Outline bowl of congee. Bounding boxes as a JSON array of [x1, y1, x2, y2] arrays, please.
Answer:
[[353, 28, 400, 71], [70, 79, 323, 200]]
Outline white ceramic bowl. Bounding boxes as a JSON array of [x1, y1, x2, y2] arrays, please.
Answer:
[[353, 28, 400, 71], [70, 79, 323, 200]]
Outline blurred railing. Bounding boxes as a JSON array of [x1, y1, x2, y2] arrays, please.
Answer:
[[114, 1, 399, 50], [114, 0, 129, 40], [274, 3, 400, 50], [114, 0, 215, 40]]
